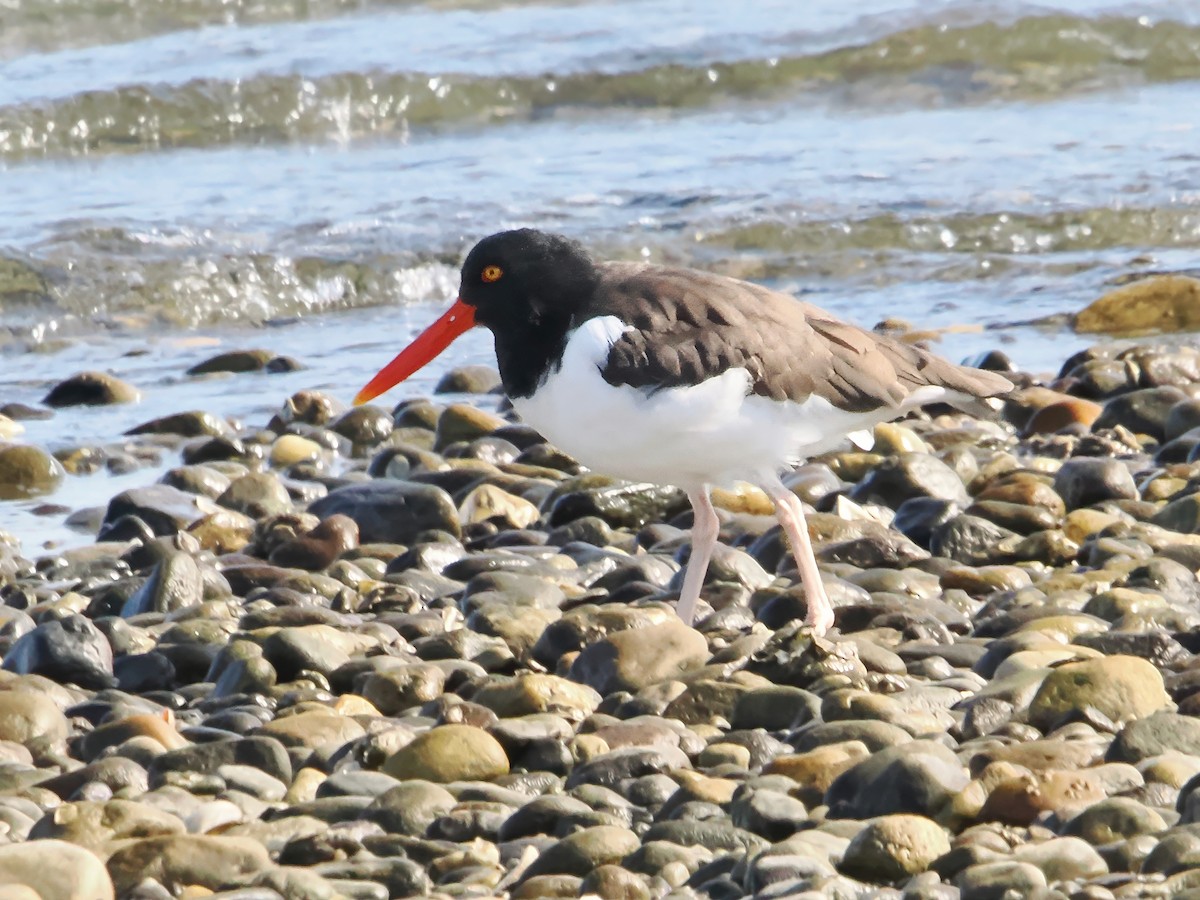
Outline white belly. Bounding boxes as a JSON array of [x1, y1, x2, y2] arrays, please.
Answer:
[[511, 316, 937, 491]]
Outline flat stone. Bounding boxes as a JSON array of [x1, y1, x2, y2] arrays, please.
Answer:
[[105, 834, 272, 894], [127, 410, 231, 437], [956, 860, 1046, 900], [521, 825, 641, 878], [472, 673, 601, 720], [29, 798, 185, 850], [103, 484, 218, 536], [258, 710, 367, 752], [309, 480, 460, 543], [435, 365, 501, 394], [569, 618, 708, 694]]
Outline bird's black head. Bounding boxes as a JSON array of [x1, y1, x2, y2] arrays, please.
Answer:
[[459, 229, 598, 332]]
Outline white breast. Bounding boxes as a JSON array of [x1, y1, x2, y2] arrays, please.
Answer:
[[511, 316, 941, 491]]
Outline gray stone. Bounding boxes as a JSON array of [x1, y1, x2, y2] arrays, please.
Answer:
[[826, 739, 968, 819], [309, 480, 460, 543]]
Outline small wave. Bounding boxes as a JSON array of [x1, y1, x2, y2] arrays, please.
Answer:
[[698, 206, 1200, 257], [2, 203, 1195, 348], [0, 244, 459, 347], [1, 14, 1198, 161]]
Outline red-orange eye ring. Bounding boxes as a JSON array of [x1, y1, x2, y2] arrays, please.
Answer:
[[481, 265, 503, 283]]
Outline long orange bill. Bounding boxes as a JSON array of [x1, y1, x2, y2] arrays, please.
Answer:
[[354, 299, 476, 405]]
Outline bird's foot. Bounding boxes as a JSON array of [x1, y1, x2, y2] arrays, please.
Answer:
[[803, 603, 835, 639]]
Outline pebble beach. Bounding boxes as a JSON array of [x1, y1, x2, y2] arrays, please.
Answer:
[[5, 0, 1200, 897], [5, 325, 1200, 898]]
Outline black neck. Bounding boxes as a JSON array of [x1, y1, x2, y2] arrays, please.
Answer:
[[493, 319, 571, 399]]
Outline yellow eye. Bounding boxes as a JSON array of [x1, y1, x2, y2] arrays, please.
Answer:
[[481, 265, 503, 283]]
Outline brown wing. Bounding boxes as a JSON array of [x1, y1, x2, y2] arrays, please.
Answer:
[[588, 262, 1011, 413]]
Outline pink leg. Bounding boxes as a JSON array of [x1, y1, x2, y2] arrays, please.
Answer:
[[676, 486, 718, 626], [763, 479, 835, 636]]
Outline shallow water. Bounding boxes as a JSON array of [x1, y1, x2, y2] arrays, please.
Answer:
[[1, 0, 1198, 549]]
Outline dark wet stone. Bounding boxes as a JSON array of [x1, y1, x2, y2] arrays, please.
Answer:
[[43, 370, 139, 407], [547, 475, 689, 529], [930, 515, 1017, 566], [187, 349, 274, 375], [435, 365, 502, 394], [218, 472, 293, 519], [364, 781, 456, 836], [311, 857, 428, 898], [826, 740, 967, 819], [0, 402, 53, 420], [1109, 712, 1200, 763], [1054, 458, 1138, 510], [309, 481, 460, 543], [850, 453, 970, 508], [890, 498, 961, 550], [565, 746, 690, 789], [520, 825, 641, 879], [643, 819, 768, 855], [1152, 493, 1200, 535], [729, 788, 808, 841], [965, 500, 1061, 535], [1094, 386, 1189, 439], [181, 436, 246, 465], [1166, 399, 1200, 441], [102, 485, 217, 537], [1076, 630, 1188, 668], [126, 410, 231, 438], [331, 407, 394, 445], [160, 465, 233, 499], [0, 445, 64, 500], [1062, 797, 1167, 844], [815, 526, 929, 569], [434, 403, 506, 450], [732, 686, 821, 731], [265, 355, 303, 373], [149, 736, 292, 786], [2, 614, 116, 689], [113, 651, 176, 693], [268, 515, 359, 571], [121, 552, 204, 617]]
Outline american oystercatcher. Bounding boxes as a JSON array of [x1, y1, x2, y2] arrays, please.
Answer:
[[356, 229, 1012, 635]]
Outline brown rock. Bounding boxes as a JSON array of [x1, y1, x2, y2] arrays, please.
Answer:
[[268, 514, 359, 570], [1075, 275, 1200, 335], [979, 768, 1109, 825]]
